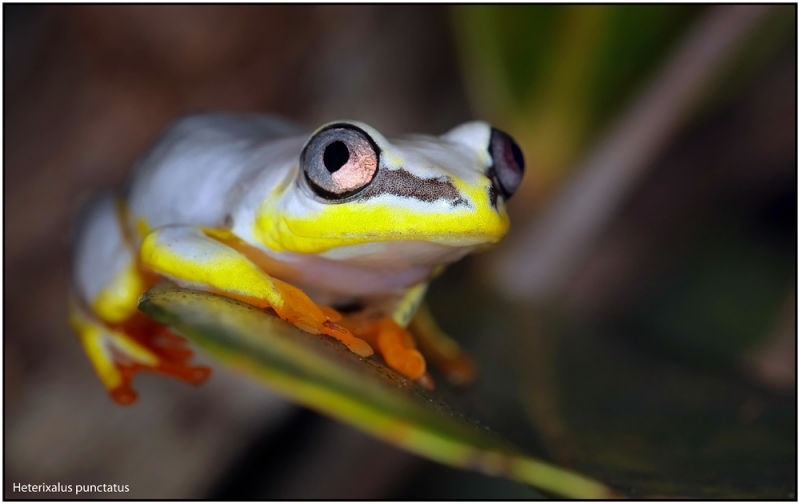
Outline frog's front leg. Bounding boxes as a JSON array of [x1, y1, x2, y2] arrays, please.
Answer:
[[341, 317, 427, 383], [390, 282, 476, 385], [408, 302, 476, 385], [348, 309, 474, 387], [139, 225, 373, 357]]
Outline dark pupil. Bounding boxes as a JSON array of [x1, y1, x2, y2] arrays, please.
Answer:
[[323, 141, 350, 173]]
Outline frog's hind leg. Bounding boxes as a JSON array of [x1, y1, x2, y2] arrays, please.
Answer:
[[70, 193, 210, 404], [68, 296, 210, 404]]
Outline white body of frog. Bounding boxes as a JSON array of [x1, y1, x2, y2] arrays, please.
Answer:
[[69, 113, 525, 403]]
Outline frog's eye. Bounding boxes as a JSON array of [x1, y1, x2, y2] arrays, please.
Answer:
[[302, 124, 380, 200], [488, 128, 525, 199]]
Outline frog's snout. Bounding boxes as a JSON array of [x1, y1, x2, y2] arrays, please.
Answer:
[[487, 128, 525, 201]]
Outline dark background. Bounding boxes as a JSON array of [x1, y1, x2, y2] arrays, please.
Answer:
[[4, 5, 795, 498]]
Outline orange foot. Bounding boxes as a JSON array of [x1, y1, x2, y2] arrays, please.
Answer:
[[103, 315, 210, 405], [342, 317, 428, 383], [269, 279, 373, 358]]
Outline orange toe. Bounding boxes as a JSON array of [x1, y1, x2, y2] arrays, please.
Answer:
[[322, 320, 374, 357], [385, 347, 426, 380], [109, 386, 138, 406], [375, 319, 427, 381]]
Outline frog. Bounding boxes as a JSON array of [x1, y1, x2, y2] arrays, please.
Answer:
[[69, 113, 525, 404]]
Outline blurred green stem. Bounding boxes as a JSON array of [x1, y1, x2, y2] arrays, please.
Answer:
[[492, 5, 772, 300]]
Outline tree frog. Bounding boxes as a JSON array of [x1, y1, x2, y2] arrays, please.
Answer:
[[69, 114, 525, 404]]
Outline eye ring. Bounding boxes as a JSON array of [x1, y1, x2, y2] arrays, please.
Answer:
[[488, 128, 525, 200], [301, 124, 380, 200]]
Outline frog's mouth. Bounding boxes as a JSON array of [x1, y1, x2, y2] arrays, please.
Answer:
[[255, 173, 510, 255]]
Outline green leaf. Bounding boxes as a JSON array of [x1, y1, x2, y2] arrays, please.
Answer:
[[138, 283, 613, 499]]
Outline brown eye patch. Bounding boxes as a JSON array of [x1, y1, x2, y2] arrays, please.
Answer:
[[358, 168, 469, 207]]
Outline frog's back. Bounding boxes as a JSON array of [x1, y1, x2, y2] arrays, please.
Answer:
[[125, 113, 307, 238]]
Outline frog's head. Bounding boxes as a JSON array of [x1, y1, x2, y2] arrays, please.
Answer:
[[254, 120, 524, 268]]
